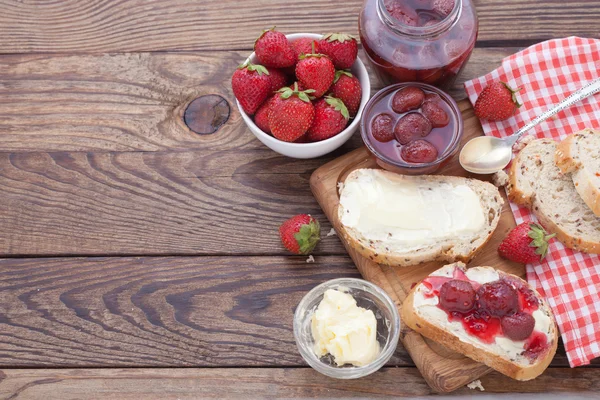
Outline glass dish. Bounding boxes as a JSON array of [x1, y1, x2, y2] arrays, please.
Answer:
[[293, 278, 401, 379]]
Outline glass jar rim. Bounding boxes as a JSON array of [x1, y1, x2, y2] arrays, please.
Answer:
[[376, 0, 462, 38]]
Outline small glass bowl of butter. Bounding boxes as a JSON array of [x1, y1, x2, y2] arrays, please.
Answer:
[[293, 278, 401, 379]]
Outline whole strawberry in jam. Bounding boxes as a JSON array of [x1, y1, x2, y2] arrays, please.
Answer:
[[269, 84, 316, 142], [371, 113, 395, 142], [401, 140, 438, 163], [231, 62, 272, 115], [329, 70, 362, 117], [474, 81, 522, 121], [279, 214, 320, 255], [421, 101, 450, 128], [306, 96, 349, 142], [391, 86, 425, 113], [296, 44, 336, 98], [501, 312, 535, 341], [254, 28, 296, 68], [477, 280, 519, 317], [439, 280, 476, 313], [318, 33, 358, 70], [394, 113, 432, 144], [498, 223, 556, 264]]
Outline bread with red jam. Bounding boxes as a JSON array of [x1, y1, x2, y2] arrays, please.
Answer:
[[507, 138, 600, 253], [336, 168, 503, 267], [401, 262, 558, 381]]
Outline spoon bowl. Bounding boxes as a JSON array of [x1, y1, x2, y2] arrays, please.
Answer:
[[459, 136, 514, 174]]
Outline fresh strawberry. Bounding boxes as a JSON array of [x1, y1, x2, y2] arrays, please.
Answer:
[[498, 223, 556, 264], [254, 96, 276, 134], [291, 38, 319, 61], [279, 214, 321, 255], [254, 28, 296, 68], [329, 70, 362, 117], [474, 81, 522, 121], [269, 83, 316, 142], [231, 62, 272, 115], [296, 44, 336, 98], [318, 33, 358, 69], [266, 67, 288, 92], [306, 96, 349, 142]]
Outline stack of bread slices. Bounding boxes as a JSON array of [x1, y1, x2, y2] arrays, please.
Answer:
[[508, 128, 600, 254]]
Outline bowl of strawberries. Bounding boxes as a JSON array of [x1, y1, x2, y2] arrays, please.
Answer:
[[232, 30, 371, 159]]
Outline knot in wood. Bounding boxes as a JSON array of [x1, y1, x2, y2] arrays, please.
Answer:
[[184, 95, 230, 134]]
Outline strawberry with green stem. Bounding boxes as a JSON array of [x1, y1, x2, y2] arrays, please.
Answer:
[[296, 42, 335, 98], [318, 33, 358, 70], [279, 214, 321, 255], [329, 70, 362, 117], [498, 222, 556, 264], [306, 96, 349, 142], [254, 27, 296, 68], [474, 81, 522, 121], [231, 62, 272, 115], [268, 83, 316, 142]]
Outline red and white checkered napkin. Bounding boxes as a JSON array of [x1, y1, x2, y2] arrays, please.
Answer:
[[464, 36, 600, 367]]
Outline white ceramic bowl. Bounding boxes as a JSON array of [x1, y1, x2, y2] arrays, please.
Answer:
[[236, 33, 371, 159]]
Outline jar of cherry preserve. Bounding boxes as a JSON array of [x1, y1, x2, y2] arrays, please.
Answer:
[[359, 0, 478, 89]]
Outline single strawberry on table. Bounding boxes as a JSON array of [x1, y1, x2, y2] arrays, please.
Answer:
[[231, 62, 272, 115], [254, 27, 296, 68], [306, 96, 350, 142], [279, 214, 321, 255], [269, 83, 316, 142], [329, 70, 362, 117], [498, 222, 556, 264], [318, 33, 358, 70], [474, 81, 522, 121], [296, 44, 335, 98]]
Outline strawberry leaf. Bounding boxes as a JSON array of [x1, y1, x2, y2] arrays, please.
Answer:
[[334, 69, 353, 83], [293, 219, 321, 254], [323, 33, 355, 43], [325, 96, 349, 120]]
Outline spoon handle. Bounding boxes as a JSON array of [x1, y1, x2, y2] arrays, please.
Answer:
[[509, 77, 600, 145]]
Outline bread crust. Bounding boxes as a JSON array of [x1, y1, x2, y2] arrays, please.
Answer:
[[508, 139, 600, 254], [400, 263, 558, 381], [555, 129, 600, 216], [337, 170, 503, 267]]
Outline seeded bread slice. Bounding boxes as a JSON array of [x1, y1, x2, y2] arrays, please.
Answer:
[[336, 169, 503, 267], [401, 262, 558, 381], [555, 129, 600, 216], [507, 139, 600, 253]]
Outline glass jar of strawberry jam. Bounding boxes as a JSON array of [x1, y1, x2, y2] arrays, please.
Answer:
[[359, 0, 478, 89]]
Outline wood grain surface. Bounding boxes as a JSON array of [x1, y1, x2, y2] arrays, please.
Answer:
[[0, 255, 585, 368], [0, 48, 512, 153], [0, 1, 598, 53], [0, 368, 597, 399]]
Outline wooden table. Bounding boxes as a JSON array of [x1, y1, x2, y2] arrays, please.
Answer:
[[0, 1, 599, 398]]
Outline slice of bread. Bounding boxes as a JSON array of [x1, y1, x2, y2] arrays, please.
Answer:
[[555, 129, 600, 216], [401, 262, 558, 381], [336, 169, 503, 267], [507, 138, 600, 253]]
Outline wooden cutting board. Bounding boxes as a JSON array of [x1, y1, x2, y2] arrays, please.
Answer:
[[310, 99, 526, 393]]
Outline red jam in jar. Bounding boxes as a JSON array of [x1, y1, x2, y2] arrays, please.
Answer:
[[361, 83, 463, 175], [359, 0, 478, 89]]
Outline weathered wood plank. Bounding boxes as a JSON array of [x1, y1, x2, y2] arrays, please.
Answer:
[[0, 151, 348, 256], [0, 256, 415, 367], [0, 1, 598, 53], [0, 367, 597, 399], [0, 255, 586, 368], [0, 48, 512, 153]]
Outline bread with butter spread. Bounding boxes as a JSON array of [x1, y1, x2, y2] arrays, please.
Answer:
[[336, 168, 503, 267]]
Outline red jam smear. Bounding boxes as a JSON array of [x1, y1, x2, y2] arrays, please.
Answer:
[[421, 267, 548, 357]]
